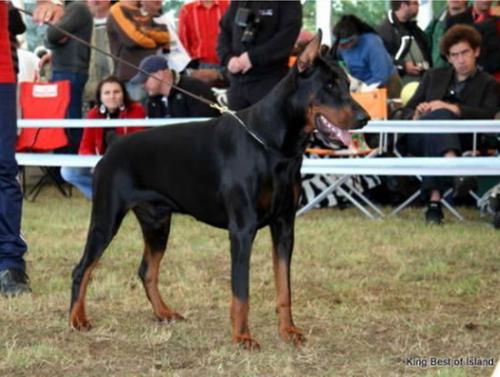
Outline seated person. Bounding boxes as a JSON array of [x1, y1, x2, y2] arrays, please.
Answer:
[[401, 24, 498, 224], [330, 15, 402, 98], [61, 76, 146, 198], [129, 55, 220, 118]]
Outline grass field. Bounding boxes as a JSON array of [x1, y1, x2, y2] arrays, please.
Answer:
[[1, 188, 499, 377]]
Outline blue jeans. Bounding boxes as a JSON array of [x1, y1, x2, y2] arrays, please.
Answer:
[[52, 71, 88, 153], [60, 167, 93, 199], [0, 84, 27, 271]]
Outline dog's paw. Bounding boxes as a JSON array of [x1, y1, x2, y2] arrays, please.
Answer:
[[156, 311, 185, 323], [69, 305, 92, 331], [69, 316, 92, 331], [233, 334, 261, 351], [280, 326, 306, 347]]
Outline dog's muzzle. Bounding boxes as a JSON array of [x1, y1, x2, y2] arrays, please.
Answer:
[[315, 114, 352, 146]]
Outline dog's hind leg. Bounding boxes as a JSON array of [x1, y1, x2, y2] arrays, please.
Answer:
[[270, 212, 306, 346], [69, 195, 128, 331], [134, 204, 184, 323]]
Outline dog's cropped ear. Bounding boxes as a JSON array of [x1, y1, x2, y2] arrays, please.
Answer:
[[297, 29, 322, 73]]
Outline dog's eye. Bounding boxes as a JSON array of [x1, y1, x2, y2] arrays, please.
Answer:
[[325, 82, 335, 90]]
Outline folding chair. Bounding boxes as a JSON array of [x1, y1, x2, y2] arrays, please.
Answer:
[[17, 81, 71, 201], [391, 133, 498, 220], [298, 89, 388, 218]]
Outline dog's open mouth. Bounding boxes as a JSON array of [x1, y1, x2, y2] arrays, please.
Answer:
[[315, 114, 352, 146]]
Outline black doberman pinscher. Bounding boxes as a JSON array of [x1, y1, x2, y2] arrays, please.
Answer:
[[69, 31, 369, 349]]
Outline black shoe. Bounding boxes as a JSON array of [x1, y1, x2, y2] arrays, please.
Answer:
[[494, 211, 500, 229], [453, 176, 477, 200], [0, 269, 31, 297], [489, 193, 500, 212], [425, 201, 443, 225]]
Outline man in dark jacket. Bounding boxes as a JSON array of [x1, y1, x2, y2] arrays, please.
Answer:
[[377, 0, 431, 85], [130, 55, 219, 118], [402, 24, 498, 225], [216, 1, 302, 110], [43, 0, 93, 152]]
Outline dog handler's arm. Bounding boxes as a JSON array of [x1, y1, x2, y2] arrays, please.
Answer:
[[216, 4, 238, 69]]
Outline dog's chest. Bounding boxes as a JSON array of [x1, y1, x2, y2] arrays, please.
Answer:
[[256, 159, 301, 216]]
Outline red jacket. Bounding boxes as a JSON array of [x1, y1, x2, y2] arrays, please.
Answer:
[[178, 0, 229, 65], [0, 3, 15, 83], [79, 102, 145, 155]]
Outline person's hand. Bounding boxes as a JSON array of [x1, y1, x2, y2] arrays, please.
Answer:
[[228, 56, 243, 74], [238, 52, 252, 74], [32, 1, 64, 24], [404, 61, 423, 76], [427, 100, 460, 116], [38, 51, 52, 70], [33, 70, 42, 82], [413, 101, 431, 119]]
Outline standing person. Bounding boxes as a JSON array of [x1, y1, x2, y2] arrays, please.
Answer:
[[178, 0, 229, 69], [83, 0, 114, 110], [377, 0, 432, 85], [8, 2, 26, 77], [0, 1, 63, 297], [217, 1, 302, 111], [402, 24, 498, 224], [61, 76, 145, 199], [469, 0, 500, 77], [107, 0, 169, 102], [145, 1, 191, 74], [42, 0, 93, 152]]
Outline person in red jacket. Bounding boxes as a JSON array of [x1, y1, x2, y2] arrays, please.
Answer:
[[0, 1, 63, 297], [178, 0, 229, 68], [61, 76, 145, 199]]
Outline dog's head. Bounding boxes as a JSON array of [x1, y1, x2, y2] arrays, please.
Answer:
[[296, 30, 370, 146]]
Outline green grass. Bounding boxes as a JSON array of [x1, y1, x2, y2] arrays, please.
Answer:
[[1, 187, 499, 376]]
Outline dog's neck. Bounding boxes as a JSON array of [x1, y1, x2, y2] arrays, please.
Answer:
[[245, 70, 312, 157]]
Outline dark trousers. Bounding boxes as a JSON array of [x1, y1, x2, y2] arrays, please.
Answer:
[[227, 71, 287, 111], [0, 83, 27, 271], [52, 70, 88, 153], [405, 109, 461, 194]]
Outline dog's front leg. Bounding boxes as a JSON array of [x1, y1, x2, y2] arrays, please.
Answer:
[[270, 213, 306, 346], [228, 225, 260, 350]]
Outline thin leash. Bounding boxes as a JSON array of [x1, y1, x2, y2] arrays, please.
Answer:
[[15, 6, 268, 149]]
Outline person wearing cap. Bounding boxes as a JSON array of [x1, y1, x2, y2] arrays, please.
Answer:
[[331, 15, 402, 98], [130, 55, 219, 118]]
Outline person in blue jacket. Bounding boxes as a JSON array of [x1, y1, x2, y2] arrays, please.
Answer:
[[331, 14, 402, 98]]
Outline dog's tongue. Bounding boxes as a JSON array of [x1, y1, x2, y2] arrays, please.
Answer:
[[318, 115, 352, 146]]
